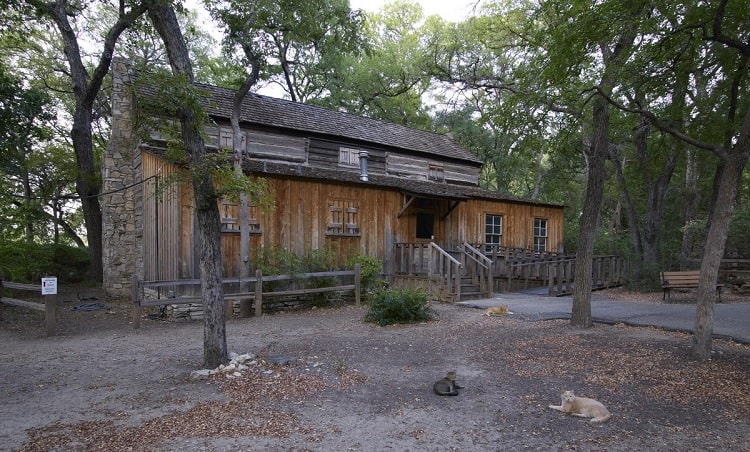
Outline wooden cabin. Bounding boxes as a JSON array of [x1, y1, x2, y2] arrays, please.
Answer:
[[102, 59, 565, 301]]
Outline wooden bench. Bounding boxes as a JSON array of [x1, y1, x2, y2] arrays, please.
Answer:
[[660, 270, 723, 303]]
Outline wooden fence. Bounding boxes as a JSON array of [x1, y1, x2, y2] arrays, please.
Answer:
[[506, 255, 625, 296], [0, 273, 57, 336], [132, 264, 361, 328]]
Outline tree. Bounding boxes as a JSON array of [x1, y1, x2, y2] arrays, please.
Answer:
[[21, 0, 148, 281], [0, 61, 83, 245], [145, 0, 227, 368], [318, 1, 432, 128], [0, 64, 52, 241], [595, 0, 749, 359], [208, 0, 364, 102]]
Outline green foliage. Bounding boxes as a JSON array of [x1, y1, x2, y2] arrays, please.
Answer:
[[209, 0, 365, 103], [345, 254, 384, 293], [364, 287, 433, 326], [250, 246, 300, 276], [0, 241, 89, 283]]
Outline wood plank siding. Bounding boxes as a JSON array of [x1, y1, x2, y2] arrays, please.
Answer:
[[141, 151, 564, 280]]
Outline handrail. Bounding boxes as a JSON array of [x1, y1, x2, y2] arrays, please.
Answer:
[[460, 242, 491, 268], [459, 242, 493, 298], [429, 242, 462, 267]]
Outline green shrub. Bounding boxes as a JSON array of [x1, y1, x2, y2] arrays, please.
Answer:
[[365, 287, 433, 325], [0, 242, 89, 283], [346, 254, 383, 290]]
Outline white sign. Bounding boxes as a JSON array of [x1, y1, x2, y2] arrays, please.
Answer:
[[41, 277, 58, 295]]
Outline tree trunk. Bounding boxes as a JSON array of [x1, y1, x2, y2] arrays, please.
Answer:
[[679, 148, 700, 268], [609, 145, 643, 259], [36, 0, 147, 282], [571, 94, 609, 327], [691, 152, 747, 360], [691, 103, 750, 360], [72, 106, 104, 281], [146, 0, 227, 368]]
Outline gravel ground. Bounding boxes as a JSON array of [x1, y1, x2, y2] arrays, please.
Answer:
[[2, 288, 750, 451]]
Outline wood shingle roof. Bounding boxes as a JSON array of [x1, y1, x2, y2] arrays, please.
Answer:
[[194, 83, 483, 166]]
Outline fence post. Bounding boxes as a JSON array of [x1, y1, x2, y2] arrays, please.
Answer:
[[131, 274, 141, 329], [254, 269, 263, 317], [44, 293, 56, 336], [354, 263, 361, 306]]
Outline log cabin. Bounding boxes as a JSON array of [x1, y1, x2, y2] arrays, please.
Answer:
[[102, 59, 565, 302]]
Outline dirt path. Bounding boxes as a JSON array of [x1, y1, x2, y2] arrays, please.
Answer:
[[2, 293, 750, 451]]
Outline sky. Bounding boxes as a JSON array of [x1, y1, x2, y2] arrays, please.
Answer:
[[349, 0, 482, 21]]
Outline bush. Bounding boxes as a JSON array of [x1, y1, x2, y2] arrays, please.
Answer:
[[0, 242, 89, 283], [346, 254, 384, 300], [364, 287, 433, 325]]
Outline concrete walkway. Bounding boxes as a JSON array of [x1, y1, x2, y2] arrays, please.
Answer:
[[458, 291, 750, 344]]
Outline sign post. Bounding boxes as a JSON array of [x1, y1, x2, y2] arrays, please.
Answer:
[[41, 277, 58, 335]]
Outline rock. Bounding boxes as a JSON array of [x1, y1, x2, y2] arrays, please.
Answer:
[[189, 369, 212, 381]]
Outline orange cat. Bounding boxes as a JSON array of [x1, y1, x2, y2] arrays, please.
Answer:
[[484, 305, 513, 316]]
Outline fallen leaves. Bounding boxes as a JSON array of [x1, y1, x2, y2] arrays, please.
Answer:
[[21, 356, 369, 451]]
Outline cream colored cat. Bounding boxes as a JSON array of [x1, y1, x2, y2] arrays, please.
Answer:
[[484, 304, 513, 316], [549, 390, 612, 423]]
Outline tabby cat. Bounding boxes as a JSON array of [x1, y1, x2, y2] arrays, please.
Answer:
[[432, 371, 464, 396]]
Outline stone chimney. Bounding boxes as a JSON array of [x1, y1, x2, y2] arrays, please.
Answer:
[[102, 58, 141, 299]]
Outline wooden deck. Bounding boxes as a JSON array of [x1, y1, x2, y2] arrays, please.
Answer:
[[392, 243, 624, 300]]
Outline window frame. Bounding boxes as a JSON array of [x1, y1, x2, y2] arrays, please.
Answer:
[[533, 217, 548, 253], [338, 147, 360, 168], [326, 198, 361, 237], [219, 198, 261, 234], [485, 213, 503, 245], [428, 163, 445, 182]]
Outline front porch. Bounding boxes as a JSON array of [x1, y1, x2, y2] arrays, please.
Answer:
[[390, 243, 625, 302]]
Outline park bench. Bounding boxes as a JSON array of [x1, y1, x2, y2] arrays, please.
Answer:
[[660, 270, 723, 303]]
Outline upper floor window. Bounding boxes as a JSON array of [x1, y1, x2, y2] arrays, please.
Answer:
[[428, 164, 445, 182], [533, 218, 548, 252], [339, 147, 360, 168], [327, 199, 360, 236], [485, 214, 503, 245]]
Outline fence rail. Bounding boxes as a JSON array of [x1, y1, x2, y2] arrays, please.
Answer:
[[132, 264, 361, 328], [0, 274, 56, 336]]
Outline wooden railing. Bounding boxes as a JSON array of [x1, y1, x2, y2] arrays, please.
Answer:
[[132, 265, 361, 328], [508, 255, 624, 296], [471, 244, 570, 278], [0, 274, 57, 336], [393, 242, 462, 300], [458, 242, 493, 298]]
